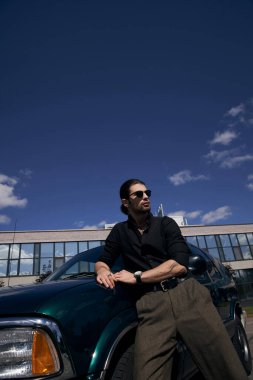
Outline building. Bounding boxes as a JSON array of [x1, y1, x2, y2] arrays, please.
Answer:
[[1, 222, 253, 299]]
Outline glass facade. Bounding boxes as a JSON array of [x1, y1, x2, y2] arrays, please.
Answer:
[[185, 232, 253, 300], [0, 240, 102, 277], [1, 230, 253, 300], [185, 232, 253, 262]]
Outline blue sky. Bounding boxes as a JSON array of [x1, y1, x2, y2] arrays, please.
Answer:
[[0, 0, 253, 231]]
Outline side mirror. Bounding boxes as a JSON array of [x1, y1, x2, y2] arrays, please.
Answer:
[[188, 255, 208, 275]]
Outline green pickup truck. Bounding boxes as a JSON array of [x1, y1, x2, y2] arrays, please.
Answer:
[[0, 244, 251, 379]]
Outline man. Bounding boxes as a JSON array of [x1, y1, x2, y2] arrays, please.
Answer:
[[95, 179, 248, 380]]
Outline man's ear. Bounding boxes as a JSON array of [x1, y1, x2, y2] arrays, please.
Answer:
[[121, 198, 129, 209]]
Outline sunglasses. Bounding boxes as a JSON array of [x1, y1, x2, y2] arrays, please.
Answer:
[[129, 190, 152, 198]]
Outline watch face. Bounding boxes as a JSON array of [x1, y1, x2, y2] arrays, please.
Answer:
[[134, 271, 142, 284]]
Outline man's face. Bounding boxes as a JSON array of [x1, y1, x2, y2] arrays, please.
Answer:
[[122, 183, 151, 215]]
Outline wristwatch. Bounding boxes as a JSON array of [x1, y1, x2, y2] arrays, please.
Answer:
[[134, 271, 143, 284]]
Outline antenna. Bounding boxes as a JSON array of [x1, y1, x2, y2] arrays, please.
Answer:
[[8, 219, 17, 286], [157, 204, 164, 217]]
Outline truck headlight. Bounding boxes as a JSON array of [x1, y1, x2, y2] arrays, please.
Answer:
[[0, 328, 60, 378]]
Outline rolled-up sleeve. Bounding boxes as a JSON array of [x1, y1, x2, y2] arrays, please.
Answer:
[[97, 225, 121, 267], [162, 217, 189, 268]]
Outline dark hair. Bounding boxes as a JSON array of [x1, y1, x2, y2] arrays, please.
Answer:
[[119, 178, 146, 215]]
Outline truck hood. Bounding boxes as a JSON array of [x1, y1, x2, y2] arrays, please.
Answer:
[[0, 278, 136, 377], [0, 278, 95, 315]]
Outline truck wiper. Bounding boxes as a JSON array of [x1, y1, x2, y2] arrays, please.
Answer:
[[62, 272, 96, 280]]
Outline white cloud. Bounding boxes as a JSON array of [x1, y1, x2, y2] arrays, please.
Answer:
[[0, 214, 11, 224], [76, 222, 99, 230], [74, 220, 85, 228], [0, 173, 27, 209], [224, 99, 253, 127], [98, 220, 107, 227], [168, 210, 202, 220], [19, 168, 33, 179], [226, 103, 245, 117], [201, 206, 232, 224], [0, 174, 17, 186], [205, 148, 253, 169], [74, 220, 108, 229], [82, 225, 100, 230], [168, 210, 186, 217], [186, 210, 202, 219], [246, 174, 253, 191], [205, 99, 253, 171], [18, 168, 33, 188], [204, 149, 232, 164], [221, 154, 253, 169], [168, 170, 209, 186], [210, 130, 238, 146]]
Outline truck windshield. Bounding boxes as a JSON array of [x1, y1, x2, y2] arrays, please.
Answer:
[[45, 245, 123, 282], [45, 246, 103, 281]]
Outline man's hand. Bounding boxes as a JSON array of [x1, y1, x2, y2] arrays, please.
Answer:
[[114, 270, 136, 285], [96, 268, 116, 289]]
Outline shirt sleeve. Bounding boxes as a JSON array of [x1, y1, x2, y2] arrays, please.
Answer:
[[162, 217, 189, 268], [97, 224, 121, 267]]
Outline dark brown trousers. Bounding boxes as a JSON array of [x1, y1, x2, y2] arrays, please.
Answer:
[[133, 277, 248, 380]]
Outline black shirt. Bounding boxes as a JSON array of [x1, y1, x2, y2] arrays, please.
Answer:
[[98, 214, 189, 272]]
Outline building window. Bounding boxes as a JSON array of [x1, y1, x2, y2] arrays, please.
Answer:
[[0, 244, 9, 276], [197, 236, 206, 249], [223, 247, 235, 261], [20, 244, 34, 259], [233, 247, 243, 260], [0, 260, 7, 277], [239, 270, 250, 282], [41, 243, 54, 257], [20, 259, 33, 275], [186, 236, 198, 246], [55, 242, 64, 257], [65, 242, 78, 257], [79, 241, 88, 252], [207, 247, 220, 259], [219, 235, 231, 248], [0, 245, 9, 259], [40, 243, 54, 274], [229, 234, 239, 247], [205, 235, 217, 248], [10, 244, 20, 259], [237, 234, 248, 246], [245, 269, 253, 282], [9, 260, 18, 276], [241, 246, 252, 260], [88, 241, 101, 249], [55, 257, 65, 269], [40, 258, 53, 274], [247, 233, 253, 245], [20, 244, 34, 276]]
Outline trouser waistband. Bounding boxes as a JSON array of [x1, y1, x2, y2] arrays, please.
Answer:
[[141, 275, 191, 293]]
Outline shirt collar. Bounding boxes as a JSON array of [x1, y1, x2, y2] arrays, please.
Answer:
[[127, 212, 153, 230]]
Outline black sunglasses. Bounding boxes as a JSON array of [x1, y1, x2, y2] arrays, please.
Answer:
[[129, 190, 151, 198]]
